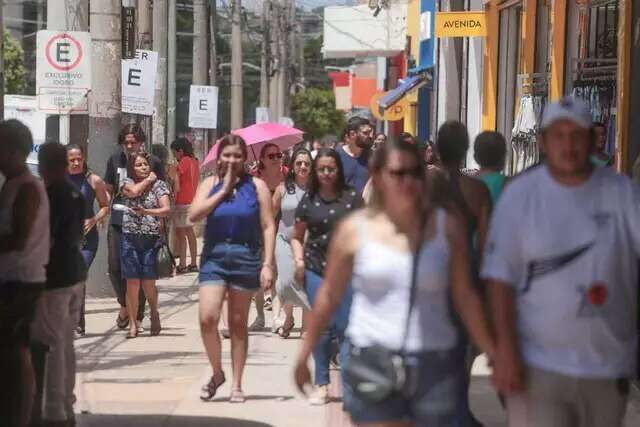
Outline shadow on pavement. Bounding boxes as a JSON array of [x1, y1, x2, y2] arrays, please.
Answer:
[[77, 414, 274, 427], [77, 351, 202, 372], [205, 395, 294, 403]]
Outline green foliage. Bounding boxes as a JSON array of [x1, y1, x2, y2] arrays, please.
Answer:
[[4, 30, 26, 94], [291, 88, 345, 139]]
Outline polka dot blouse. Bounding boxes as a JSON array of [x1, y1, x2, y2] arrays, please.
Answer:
[[295, 187, 363, 275]]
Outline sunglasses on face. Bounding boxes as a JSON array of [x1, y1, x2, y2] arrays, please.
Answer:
[[317, 166, 337, 175], [386, 166, 423, 180], [266, 153, 283, 160]]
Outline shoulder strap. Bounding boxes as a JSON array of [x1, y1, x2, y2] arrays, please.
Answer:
[[400, 214, 428, 355]]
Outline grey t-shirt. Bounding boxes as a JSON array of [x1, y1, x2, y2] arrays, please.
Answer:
[[482, 165, 640, 378]]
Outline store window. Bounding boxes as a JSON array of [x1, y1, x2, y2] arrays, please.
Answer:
[[568, 0, 619, 167]]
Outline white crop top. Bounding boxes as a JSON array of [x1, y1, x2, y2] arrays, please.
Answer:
[[346, 209, 458, 353]]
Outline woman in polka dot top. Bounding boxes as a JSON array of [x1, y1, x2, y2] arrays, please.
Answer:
[[291, 148, 363, 405]]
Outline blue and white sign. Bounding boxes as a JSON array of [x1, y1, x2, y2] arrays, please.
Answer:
[[419, 0, 436, 70]]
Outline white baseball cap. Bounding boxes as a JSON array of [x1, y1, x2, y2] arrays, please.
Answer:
[[540, 97, 592, 130]]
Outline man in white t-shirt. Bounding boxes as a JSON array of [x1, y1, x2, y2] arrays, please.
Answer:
[[482, 97, 639, 427]]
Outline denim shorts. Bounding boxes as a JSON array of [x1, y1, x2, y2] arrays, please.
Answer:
[[120, 233, 160, 280], [199, 242, 261, 291], [342, 343, 461, 425]]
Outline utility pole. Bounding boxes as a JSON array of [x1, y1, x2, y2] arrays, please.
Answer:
[[47, 0, 89, 146], [167, 0, 177, 143], [208, 0, 218, 145], [153, 0, 168, 147], [89, 0, 121, 298], [192, 0, 208, 161], [230, 0, 243, 129], [268, 2, 280, 120], [260, 0, 270, 109]]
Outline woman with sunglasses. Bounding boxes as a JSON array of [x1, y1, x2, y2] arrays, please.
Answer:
[[291, 148, 363, 405], [294, 140, 495, 425], [271, 148, 313, 338], [189, 135, 275, 403], [249, 143, 285, 330]]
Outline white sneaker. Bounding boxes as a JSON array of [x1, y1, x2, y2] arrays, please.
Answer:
[[308, 385, 329, 406]]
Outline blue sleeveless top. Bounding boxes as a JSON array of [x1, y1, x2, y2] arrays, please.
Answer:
[[203, 174, 262, 249], [67, 172, 96, 220]]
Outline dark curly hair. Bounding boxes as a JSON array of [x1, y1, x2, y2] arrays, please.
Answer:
[[119, 123, 146, 145]]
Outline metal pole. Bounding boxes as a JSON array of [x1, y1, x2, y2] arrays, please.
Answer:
[[137, 0, 152, 50], [47, 0, 89, 146], [153, 0, 168, 146], [193, 0, 208, 161], [167, 0, 177, 143], [230, 0, 243, 129]]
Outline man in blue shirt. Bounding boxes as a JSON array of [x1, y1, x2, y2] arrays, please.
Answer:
[[336, 117, 374, 195]]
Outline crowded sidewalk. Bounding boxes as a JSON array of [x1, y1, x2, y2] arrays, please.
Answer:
[[73, 268, 640, 426]]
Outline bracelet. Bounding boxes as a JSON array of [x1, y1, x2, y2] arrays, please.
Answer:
[[262, 263, 275, 270]]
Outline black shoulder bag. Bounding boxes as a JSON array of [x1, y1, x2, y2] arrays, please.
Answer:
[[343, 220, 426, 404], [156, 219, 175, 279]]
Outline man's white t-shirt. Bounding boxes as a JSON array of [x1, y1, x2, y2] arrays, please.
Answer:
[[481, 165, 640, 378]]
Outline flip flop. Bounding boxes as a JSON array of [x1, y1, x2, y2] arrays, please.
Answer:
[[116, 314, 129, 330], [229, 389, 246, 403]]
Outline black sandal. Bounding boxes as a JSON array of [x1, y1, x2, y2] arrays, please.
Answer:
[[277, 321, 295, 339], [116, 314, 129, 330], [200, 372, 226, 401], [176, 266, 188, 275], [187, 265, 199, 273]]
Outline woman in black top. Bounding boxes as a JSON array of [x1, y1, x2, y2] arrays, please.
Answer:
[[291, 148, 363, 405]]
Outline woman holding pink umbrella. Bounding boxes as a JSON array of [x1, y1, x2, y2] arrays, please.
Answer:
[[249, 143, 286, 330]]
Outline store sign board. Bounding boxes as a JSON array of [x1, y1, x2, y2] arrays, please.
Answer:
[[36, 30, 91, 113], [435, 12, 487, 38], [370, 92, 407, 122], [122, 50, 158, 116], [189, 85, 219, 129]]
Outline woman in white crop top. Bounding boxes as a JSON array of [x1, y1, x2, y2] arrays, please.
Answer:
[[294, 139, 495, 426]]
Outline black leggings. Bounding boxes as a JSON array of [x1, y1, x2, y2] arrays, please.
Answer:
[[108, 224, 146, 321]]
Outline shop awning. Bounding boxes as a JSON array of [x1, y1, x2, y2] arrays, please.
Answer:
[[378, 73, 432, 115]]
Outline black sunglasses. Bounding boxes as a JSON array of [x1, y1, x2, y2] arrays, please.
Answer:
[[387, 166, 423, 179], [266, 153, 283, 160]]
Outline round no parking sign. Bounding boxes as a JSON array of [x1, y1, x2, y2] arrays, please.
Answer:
[[44, 33, 84, 72]]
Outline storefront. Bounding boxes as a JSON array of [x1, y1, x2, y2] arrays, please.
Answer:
[[483, 0, 634, 175]]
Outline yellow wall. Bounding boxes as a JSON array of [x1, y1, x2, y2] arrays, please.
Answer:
[[403, 0, 421, 136], [550, 0, 567, 100], [482, 1, 499, 130]]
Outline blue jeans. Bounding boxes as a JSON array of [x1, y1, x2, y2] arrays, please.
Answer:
[[304, 269, 353, 386]]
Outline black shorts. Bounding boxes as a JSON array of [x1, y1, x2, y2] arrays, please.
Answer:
[[0, 281, 44, 347]]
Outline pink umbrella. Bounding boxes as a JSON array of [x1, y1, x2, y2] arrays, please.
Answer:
[[202, 123, 304, 169]]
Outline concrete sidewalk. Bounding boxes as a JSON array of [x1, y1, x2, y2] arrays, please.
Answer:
[[74, 272, 640, 426]]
